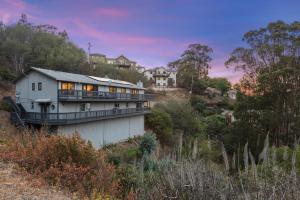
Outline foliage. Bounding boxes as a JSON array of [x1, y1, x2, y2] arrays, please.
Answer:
[[190, 95, 207, 114], [169, 43, 213, 89], [139, 133, 157, 156], [92, 63, 150, 87], [0, 15, 87, 76], [204, 115, 228, 140], [145, 108, 173, 145], [0, 15, 150, 86], [155, 100, 205, 137], [192, 78, 208, 95], [0, 132, 119, 198], [207, 77, 231, 95], [225, 20, 300, 151]]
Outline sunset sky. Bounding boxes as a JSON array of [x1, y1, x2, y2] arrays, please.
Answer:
[[1, 0, 300, 82]]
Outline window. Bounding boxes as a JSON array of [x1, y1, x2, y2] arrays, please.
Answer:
[[38, 82, 42, 91], [121, 88, 126, 93], [61, 82, 75, 90], [51, 104, 55, 110], [163, 77, 166, 80], [79, 103, 85, 112], [83, 84, 97, 91], [109, 86, 117, 93], [31, 102, 34, 109], [114, 103, 120, 108], [131, 89, 138, 94], [126, 103, 129, 108], [136, 102, 142, 108], [32, 83, 35, 91]]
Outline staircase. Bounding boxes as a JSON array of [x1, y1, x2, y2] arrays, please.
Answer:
[[3, 96, 25, 127]]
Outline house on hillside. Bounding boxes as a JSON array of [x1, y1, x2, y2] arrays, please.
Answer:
[[90, 53, 137, 70], [204, 87, 222, 97], [144, 67, 177, 88], [227, 89, 237, 100], [8, 67, 152, 148]]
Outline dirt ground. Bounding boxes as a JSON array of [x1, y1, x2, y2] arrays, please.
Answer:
[[0, 162, 73, 200]]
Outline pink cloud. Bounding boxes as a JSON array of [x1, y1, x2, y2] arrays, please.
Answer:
[[72, 19, 169, 46], [0, 0, 38, 23], [94, 7, 129, 17]]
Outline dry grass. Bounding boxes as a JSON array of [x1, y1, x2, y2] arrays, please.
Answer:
[[0, 161, 73, 200]]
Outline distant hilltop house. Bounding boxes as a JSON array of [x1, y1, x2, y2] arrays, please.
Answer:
[[204, 87, 222, 97], [5, 67, 152, 148], [90, 53, 137, 70], [143, 67, 177, 88], [227, 89, 237, 100]]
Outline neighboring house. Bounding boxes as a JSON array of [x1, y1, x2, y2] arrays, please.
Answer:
[[227, 89, 237, 100], [90, 53, 137, 70], [10, 67, 151, 148], [204, 87, 222, 97], [90, 53, 107, 64], [136, 66, 146, 73], [144, 67, 177, 88]]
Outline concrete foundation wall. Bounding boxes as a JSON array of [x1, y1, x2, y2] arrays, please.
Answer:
[[57, 115, 144, 148]]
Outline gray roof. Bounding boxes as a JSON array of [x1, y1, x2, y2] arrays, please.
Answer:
[[26, 67, 143, 89]]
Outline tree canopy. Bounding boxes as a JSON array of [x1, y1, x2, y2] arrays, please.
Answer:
[[226, 20, 300, 150]]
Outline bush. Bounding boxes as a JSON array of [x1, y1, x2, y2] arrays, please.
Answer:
[[145, 108, 173, 145], [0, 132, 119, 198], [139, 133, 157, 156]]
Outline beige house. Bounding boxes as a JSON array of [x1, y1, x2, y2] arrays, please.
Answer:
[[144, 67, 177, 88], [90, 53, 137, 70]]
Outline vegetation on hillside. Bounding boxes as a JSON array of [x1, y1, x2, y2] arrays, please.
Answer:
[[0, 14, 149, 86]]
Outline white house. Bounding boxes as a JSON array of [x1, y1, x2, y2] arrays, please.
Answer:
[[144, 67, 177, 88], [11, 67, 151, 148]]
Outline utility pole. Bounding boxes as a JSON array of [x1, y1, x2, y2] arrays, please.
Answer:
[[87, 42, 91, 64]]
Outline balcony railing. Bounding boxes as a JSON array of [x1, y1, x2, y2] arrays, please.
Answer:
[[58, 90, 153, 101], [23, 107, 150, 125]]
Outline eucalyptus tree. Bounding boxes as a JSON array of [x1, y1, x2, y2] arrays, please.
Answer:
[[226, 21, 300, 147], [168, 44, 213, 89]]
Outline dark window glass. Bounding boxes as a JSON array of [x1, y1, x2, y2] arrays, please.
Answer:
[[32, 83, 35, 91], [79, 103, 85, 112], [38, 82, 42, 91]]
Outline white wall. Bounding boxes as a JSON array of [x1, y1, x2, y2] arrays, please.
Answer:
[[16, 71, 58, 113], [58, 115, 145, 148]]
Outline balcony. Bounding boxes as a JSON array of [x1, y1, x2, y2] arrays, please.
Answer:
[[58, 90, 153, 102], [23, 107, 150, 125]]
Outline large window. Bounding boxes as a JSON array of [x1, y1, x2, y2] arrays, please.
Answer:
[[61, 82, 75, 90], [109, 86, 117, 93], [82, 84, 97, 91], [121, 88, 126, 93], [131, 89, 138, 94]]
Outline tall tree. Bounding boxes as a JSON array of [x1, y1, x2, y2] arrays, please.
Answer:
[[226, 21, 300, 147], [168, 44, 213, 89]]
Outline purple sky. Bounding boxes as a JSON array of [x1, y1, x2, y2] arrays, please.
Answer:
[[1, 0, 300, 82]]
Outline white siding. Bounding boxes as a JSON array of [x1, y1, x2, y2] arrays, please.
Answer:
[[58, 115, 144, 148], [16, 71, 58, 113]]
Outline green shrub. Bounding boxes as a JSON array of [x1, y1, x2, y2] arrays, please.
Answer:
[[145, 108, 173, 145], [139, 133, 157, 156]]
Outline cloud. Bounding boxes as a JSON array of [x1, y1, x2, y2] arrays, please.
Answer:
[[0, 0, 38, 23], [94, 7, 129, 18], [72, 19, 170, 46]]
